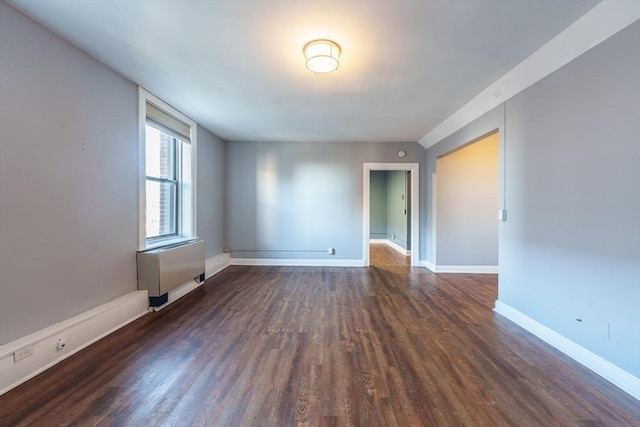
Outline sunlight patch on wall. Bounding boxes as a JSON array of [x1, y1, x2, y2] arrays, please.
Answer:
[[257, 153, 279, 247]]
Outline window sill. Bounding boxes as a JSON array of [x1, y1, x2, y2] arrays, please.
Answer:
[[140, 236, 198, 252]]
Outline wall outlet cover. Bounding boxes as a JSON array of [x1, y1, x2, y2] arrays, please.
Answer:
[[14, 345, 35, 363]]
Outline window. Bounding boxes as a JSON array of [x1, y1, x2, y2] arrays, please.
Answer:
[[145, 125, 178, 239], [139, 88, 197, 250]]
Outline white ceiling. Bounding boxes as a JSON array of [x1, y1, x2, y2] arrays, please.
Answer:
[[9, 0, 600, 144]]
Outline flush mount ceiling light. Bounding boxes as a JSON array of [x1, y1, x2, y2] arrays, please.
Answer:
[[304, 39, 341, 73]]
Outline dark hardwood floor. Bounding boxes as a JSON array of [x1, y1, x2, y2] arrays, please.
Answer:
[[1, 244, 638, 426]]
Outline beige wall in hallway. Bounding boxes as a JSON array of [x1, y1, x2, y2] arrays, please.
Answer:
[[435, 133, 499, 266]]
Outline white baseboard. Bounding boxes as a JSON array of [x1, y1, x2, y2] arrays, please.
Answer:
[[153, 279, 202, 311], [229, 258, 365, 267], [0, 253, 233, 395], [430, 264, 498, 273], [0, 291, 149, 396], [153, 252, 231, 311], [386, 240, 410, 256], [369, 239, 387, 244], [423, 261, 497, 274], [369, 239, 410, 256], [425, 261, 436, 272], [206, 252, 230, 278], [494, 300, 640, 401]]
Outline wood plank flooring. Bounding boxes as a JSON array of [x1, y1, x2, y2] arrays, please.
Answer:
[[1, 244, 638, 426]]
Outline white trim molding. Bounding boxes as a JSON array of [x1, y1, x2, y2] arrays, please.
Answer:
[[430, 265, 498, 274], [494, 300, 640, 401], [0, 291, 149, 396], [206, 252, 230, 279], [419, 1, 640, 149], [152, 252, 231, 312], [153, 279, 203, 312], [424, 262, 497, 273], [137, 87, 198, 251], [363, 163, 420, 267], [369, 239, 388, 244], [229, 258, 365, 267], [369, 239, 410, 256]]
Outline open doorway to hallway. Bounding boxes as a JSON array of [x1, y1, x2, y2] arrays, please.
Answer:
[[362, 163, 419, 267], [369, 170, 411, 267], [431, 132, 499, 273]]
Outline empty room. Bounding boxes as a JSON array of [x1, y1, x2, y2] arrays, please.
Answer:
[[1, 0, 638, 425]]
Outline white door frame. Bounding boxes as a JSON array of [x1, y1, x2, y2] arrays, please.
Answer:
[[363, 163, 420, 267]]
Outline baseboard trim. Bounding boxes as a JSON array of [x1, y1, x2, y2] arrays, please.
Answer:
[[369, 239, 387, 244], [153, 252, 231, 312], [152, 279, 202, 312], [0, 290, 149, 396], [206, 252, 230, 279], [424, 261, 436, 272], [494, 300, 640, 401], [430, 265, 498, 273], [229, 258, 365, 267], [369, 239, 410, 256]]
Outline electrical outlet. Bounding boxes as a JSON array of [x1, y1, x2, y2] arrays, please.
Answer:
[[328, 248, 335, 255], [14, 345, 35, 362]]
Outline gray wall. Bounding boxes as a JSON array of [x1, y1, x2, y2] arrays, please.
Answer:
[[501, 22, 640, 377], [369, 171, 387, 239], [386, 171, 410, 250], [197, 126, 226, 258], [0, 3, 226, 345], [426, 22, 640, 377], [226, 141, 426, 260], [435, 133, 499, 266], [0, 2, 138, 345]]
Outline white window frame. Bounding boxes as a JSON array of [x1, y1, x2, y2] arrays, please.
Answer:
[[138, 87, 197, 250]]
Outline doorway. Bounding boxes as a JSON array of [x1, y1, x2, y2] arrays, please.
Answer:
[[432, 132, 499, 272], [363, 163, 419, 267]]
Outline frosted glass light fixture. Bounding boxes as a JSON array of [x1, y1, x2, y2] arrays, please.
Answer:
[[304, 40, 341, 73]]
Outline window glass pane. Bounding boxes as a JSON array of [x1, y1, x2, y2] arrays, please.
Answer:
[[145, 124, 174, 179], [145, 180, 177, 238]]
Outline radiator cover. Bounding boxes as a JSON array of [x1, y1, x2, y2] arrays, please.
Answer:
[[137, 240, 205, 298]]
